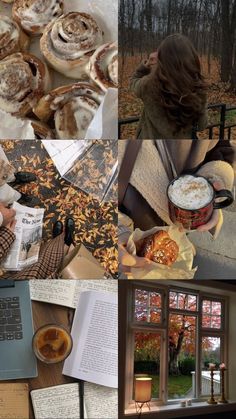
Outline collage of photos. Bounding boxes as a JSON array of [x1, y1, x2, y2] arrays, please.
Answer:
[[0, 1, 236, 419]]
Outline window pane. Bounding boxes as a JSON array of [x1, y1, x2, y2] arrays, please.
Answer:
[[202, 300, 222, 329], [202, 300, 211, 314], [135, 289, 148, 305], [134, 306, 147, 322], [202, 315, 211, 328], [168, 314, 196, 399], [201, 337, 221, 396], [134, 289, 162, 324], [150, 292, 161, 307], [212, 302, 221, 315], [134, 332, 161, 399], [169, 292, 177, 308], [211, 316, 221, 329], [169, 291, 197, 311], [150, 308, 161, 323]]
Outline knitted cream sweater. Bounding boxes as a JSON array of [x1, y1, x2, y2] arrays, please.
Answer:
[[119, 140, 234, 225]]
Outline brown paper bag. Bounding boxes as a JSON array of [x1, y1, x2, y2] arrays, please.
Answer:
[[60, 244, 105, 279]]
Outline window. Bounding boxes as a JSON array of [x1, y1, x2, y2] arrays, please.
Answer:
[[122, 283, 227, 413], [134, 288, 162, 324], [202, 299, 222, 329]]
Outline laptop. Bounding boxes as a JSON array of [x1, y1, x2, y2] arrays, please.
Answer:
[[0, 280, 37, 380]]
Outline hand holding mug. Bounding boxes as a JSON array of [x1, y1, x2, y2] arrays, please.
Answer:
[[167, 175, 234, 231]]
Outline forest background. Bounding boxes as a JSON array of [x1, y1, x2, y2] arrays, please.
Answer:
[[119, 0, 236, 139]]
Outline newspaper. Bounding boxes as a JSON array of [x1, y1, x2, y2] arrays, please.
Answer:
[[2, 202, 44, 271]]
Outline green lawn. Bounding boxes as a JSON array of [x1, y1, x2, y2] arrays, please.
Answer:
[[151, 375, 192, 399], [225, 109, 236, 125]]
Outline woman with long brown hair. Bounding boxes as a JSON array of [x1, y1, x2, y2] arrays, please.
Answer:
[[131, 34, 208, 139]]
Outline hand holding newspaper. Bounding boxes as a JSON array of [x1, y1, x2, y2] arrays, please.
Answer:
[[2, 202, 44, 271]]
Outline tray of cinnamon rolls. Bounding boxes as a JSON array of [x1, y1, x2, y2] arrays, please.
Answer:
[[0, 0, 118, 139]]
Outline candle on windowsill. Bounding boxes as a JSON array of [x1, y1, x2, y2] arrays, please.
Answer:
[[219, 363, 226, 370], [134, 377, 152, 403], [209, 363, 216, 370]]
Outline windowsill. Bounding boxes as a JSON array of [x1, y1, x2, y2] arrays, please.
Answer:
[[125, 400, 236, 418]]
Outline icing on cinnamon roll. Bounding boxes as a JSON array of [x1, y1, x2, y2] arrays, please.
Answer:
[[40, 12, 103, 79], [0, 14, 29, 60], [12, 0, 64, 35], [0, 53, 51, 117], [90, 42, 118, 91], [33, 82, 103, 139]]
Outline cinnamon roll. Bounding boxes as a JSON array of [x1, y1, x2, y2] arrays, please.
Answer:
[[0, 53, 51, 117], [136, 231, 179, 267], [12, 0, 64, 36], [40, 12, 103, 79], [0, 15, 29, 60], [90, 42, 118, 92], [33, 82, 103, 139], [1, 1, 14, 3], [30, 120, 54, 139]]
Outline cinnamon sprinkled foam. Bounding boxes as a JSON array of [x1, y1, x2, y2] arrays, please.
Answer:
[[168, 175, 213, 209]]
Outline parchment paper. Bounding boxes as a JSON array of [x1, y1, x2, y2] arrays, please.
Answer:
[[126, 226, 197, 280]]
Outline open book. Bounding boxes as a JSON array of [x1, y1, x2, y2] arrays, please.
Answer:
[[30, 279, 117, 309], [31, 382, 117, 419], [1, 202, 44, 271], [63, 291, 118, 388]]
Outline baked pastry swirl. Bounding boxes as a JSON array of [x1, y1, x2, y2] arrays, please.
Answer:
[[0, 52, 50, 117], [136, 230, 179, 266], [0, 15, 29, 60], [33, 82, 103, 139], [90, 42, 118, 91], [30, 120, 54, 139], [12, 0, 64, 36], [40, 12, 103, 79]]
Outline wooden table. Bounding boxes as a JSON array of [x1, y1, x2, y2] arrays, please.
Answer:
[[2, 300, 76, 419]]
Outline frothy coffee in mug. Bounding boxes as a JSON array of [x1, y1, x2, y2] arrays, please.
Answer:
[[168, 175, 213, 210]]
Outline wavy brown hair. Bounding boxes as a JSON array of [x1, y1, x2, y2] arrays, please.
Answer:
[[149, 34, 208, 132]]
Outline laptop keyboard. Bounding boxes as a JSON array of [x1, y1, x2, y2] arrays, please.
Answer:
[[0, 297, 23, 341]]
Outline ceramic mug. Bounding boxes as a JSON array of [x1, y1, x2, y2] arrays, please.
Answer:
[[167, 175, 234, 230]]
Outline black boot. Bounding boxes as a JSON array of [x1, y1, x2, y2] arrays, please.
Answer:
[[18, 193, 37, 205], [53, 221, 63, 238], [12, 172, 37, 184], [64, 218, 75, 246]]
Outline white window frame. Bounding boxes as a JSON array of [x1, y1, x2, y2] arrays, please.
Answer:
[[124, 283, 228, 411]]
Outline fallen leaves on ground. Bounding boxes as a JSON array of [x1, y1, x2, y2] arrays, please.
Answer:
[[1, 141, 118, 277]]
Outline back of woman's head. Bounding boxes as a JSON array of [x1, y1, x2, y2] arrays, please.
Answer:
[[152, 34, 207, 132]]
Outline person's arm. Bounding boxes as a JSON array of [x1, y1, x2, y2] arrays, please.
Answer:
[[0, 226, 16, 261], [197, 102, 208, 131], [197, 141, 235, 191], [204, 140, 235, 166], [130, 63, 151, 99]]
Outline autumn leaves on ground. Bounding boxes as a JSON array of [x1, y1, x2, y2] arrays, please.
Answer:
[[119, 55, 236, 139], [2, 141, 118, 277]]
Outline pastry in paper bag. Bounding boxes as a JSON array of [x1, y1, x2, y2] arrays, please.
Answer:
[[126, 226, 197, 279]]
